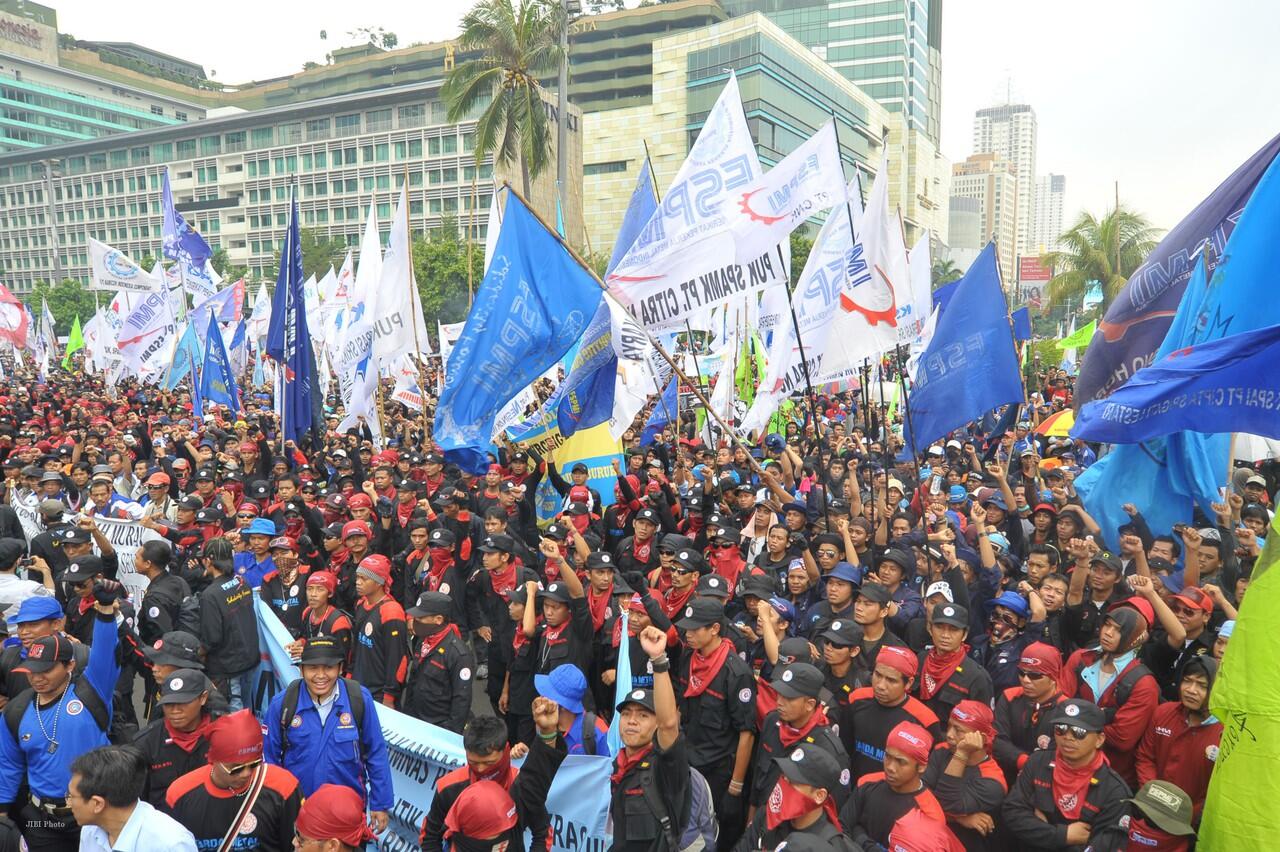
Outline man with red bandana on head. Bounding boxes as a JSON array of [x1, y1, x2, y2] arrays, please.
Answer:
[[472, 464, 505, 515], [840, 721, 949, 850], [922, 700, 1007, 850], [166, 709, 302, 852], [350, 555, 409, 708], [420, 699, 567, 852], [293, 571, 353, 664], [293, 784, 377, 852], [842, 645, 942, 781], [992, 641, 1067, 785]]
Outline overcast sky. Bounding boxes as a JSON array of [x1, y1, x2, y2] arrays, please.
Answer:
[[52, 0, 1280, 231]]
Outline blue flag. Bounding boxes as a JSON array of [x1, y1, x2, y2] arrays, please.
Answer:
[[931, 277, 961, 315], [607, 158, 658, 276], [163, 321, 204, 391], [434, 191, 604, 473], [606, 611, 632, 756], [1074, 323, 1280, 444], [901, 244, 1023, 454], [188, 343, 203, 417], [1011, 307, 1032, 341], [1076, 151, 1280, 547], [161, 168, 212, 267], [199, 321, 241, 412], [265, 194, 322, 445], [1076, 132, 1280, 405], [641, 374, 678, 445]]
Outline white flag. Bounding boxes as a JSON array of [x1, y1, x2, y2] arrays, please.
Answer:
[[437, 320, 465, 391], [336, 202, 384, 446], [483, 185, 503, 275], [727, 120, 842, 250], [372, 186, 430, 365], [902, 231, 933, 344], [89, 238, 161, 293], [606, 73, 788, 331], [117, 291, 177, 382]]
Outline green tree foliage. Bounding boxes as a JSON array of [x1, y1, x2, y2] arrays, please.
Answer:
[[931, 257, 962, 287], [1042, 205, 1161, 311], [210, 246, 249, 282], [789, 232, 813, 288], [443, 0, 563, 197], [26, 279, 98, 335], [273, 228, 347, 283], [411, 216, 484, 326]]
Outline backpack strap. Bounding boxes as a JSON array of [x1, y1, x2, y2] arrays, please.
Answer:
[[3, 689, 33, 744], [1104, 662, 1150, 723], [278, 679, 303, 760], [341, 678, 367, 763], [638, 766, 681, 852], [581, 711, 596, 756], [71, 675, 111, 734]]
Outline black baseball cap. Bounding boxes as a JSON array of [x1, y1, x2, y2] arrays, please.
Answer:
[[63, 555, 105, 584], [931, 602, 969, 629], [542, 523, 569, 542], [856, 582, 893, 604], [428, 528, 456, 548], [675, 597, 724, 630], [479, 534, 515, 554], [771, 662, 824, 699], [878, 548, 915, 573], [541, 582, 571, 604], [14, 634, 74, 673], [584, 552, 615, 571], [774, 741, 843, 791], [145, 631, 204, 668], [1049, 698, 1107, 732], [697, 574, 730, 598], [634, 508, 659, 525], [821, 619, 864, 648], [56, 527, 91, 546], [406, 591, 453, 618], [740, 574, 777, 600], [299, 636, 346, 666], [1090, 552, 1123, 575], [616, 687, 655, 714], [158, 669, 211, 705]]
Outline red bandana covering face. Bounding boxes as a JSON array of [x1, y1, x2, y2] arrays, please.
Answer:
[[919, 644, 971, 700], [1052, 748, 1105, 820], [467, 745, 517, 788], [707, 547, 746, 588], [764, 776, 841, 832], [425, 547, 455, 592], [417, 623, 461, 662], [684, 639, 732, 697]]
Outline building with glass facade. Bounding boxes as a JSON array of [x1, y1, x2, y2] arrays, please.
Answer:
[[579, 7, 948, 259], [720, 0, 942, 146], [0, 80, 581, 294]]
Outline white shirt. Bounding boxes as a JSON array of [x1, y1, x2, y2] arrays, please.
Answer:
[[0, 573, 52, 615], [312, 686, 339, 726], [79, 800, 197, 852]]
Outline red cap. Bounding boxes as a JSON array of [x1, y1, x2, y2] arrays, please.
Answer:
[[146, 472, 171, 487], [569, 486, 590, 502], [444, 780, 518, 840], [347, 493, 373, 510], [1017, 642, 1063, 681], [236, 503, 260, 516], [356, 554, 392, 586], [488, 464, 503, 474], [888, 807, 965, 852], [206, 710, 263, 765], [949, 699, 996, 746], [876, 645, 919, 679], [885, 721, 932, 765], [1109, 595, 1155, 628], [295, 784, 376, 846], [341, 520, 372, 540], [1171, 586, 1214, 614]]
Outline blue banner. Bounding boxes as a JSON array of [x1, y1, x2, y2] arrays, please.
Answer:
[[1011, 306, 1031, 341], [641, 374, 677, 445], [1075, 132, 1280, 405], [554, 301, 617, 439], [1077, 152, 1280, 547], [607, 158, 658, 277], [265, 195, 322, 444], [199, 320, 241, 413], [161, 168, 212, 268], [1074, 323, 1280, 444], [164, 321, 203, 391], [249, 599, 613, 852], [435, 192, 603, 473], [902, 244, 1023, 454]]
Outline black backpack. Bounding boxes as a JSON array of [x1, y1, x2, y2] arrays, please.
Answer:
[[4, 677, 110, 743], [176, 593, 202, 637], [277, 677, 366, 759]]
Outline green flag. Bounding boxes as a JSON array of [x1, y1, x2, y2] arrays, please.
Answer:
[[61, 315, 83, 370], [1055, 319, 1096, 350], [1199, 510, 1280, 849]]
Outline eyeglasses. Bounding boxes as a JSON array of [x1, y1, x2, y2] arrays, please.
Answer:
[[223, 759, 263, 775], [1053, 723, 1090, 740], [672, 567, 698, 575], [1016, 669, 1047, 681], [293, 831, 321, 848], [148, 484, 167, 490], [817, 550, 839, 558], [1170, 605, 1202, 618]]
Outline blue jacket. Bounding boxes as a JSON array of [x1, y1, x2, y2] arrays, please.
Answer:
[[264, 678, 394, 812], [0, 613, 119, 799], [233, 551, 274, 588]]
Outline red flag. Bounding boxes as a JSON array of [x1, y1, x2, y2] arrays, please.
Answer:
[[0, 284, 29, 349]]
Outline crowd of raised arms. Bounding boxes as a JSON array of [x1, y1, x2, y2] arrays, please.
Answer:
[[0, 355, 1267, 852]]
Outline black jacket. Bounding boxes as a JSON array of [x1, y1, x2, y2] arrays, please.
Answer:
[[198, 572, 260, 676]]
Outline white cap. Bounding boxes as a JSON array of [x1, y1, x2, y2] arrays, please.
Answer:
[[924, 581, 955, 603]]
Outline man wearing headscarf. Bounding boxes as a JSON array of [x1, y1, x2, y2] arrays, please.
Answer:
[[993, 641, 1067, 784], [839, 722, 948, 850], [1062, 598, 1161, 786], [293, 784, 377, 851], [166, 709, 302, 852], [921, 700, 1007, 851]]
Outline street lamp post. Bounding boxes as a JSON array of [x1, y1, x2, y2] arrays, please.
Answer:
[[42, 158, 63, 283], [558, 0, 580, 214]]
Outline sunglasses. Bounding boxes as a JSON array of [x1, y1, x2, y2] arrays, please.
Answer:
[[148, 484, 167, 490], [658, 548, 676, 557], [672, 567, 698, 575], [1016, 669, 1047, 681], [816, 550, 840, 558], [236, 513, 256, 519], [223, 759, 263, 775], [1053, 723, 1090, 740], [714, 542, 737, 549]]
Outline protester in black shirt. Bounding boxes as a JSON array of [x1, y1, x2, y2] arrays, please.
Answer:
[[195, 538, 260, 711]]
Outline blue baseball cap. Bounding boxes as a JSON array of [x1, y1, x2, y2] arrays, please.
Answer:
[[766, 596, 797, 623], [245, 518, 278, 537], [985, 590, 1030, 619], [987, 532, 1010, 553], [981, 492, 1008, 511], [12, 596, 63, 624], [947, 485, 968, 504], [827, 561, 860, 584], [534, 663, 587, 714]]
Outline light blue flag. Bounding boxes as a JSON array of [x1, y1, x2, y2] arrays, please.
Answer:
[[434, 191, 603, 473], [555, 187, 566, 239], [164, 322, 204, 391], [1077, 151, 1280, 547], [900, 244, 1023, 455], [199, 320, 241, 412], [228, 319, 248, 377], [606, 610, 631, 756], [607, 158, 658, 276], [641, 373, 678, 445]]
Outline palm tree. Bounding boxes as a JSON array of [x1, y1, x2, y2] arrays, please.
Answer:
[[931, 257, 962, 287], [1041, 205, 1161, 310], [443, 0, 563, 199]]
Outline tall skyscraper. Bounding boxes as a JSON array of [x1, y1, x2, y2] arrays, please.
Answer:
[[1033, 173, 1067, 253], [950, 152, 1018, 283], [719, 0, 943, 145], [972, 103, 1037, 258]]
